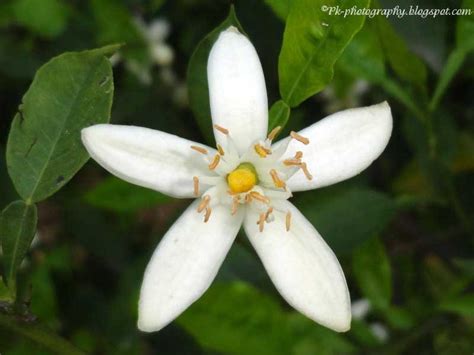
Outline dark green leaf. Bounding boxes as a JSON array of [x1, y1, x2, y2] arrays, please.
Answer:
[[268, 100, 290, 133], [278, 0, 369, 107], [383, 306, 416, 330], [263, 0, 290, 20], [12, 0, 68, 38], [440, 294, 474, 317], [178, 281, 354, 355], [353, 237, 392, 310], [84, 176, 171, 213], [429, 49, 466, 111], [6, 47, 115, 203], [338, 20, 385, 83], [456, 0, 474, 52], [187, 6, 244, 144], [0, 200, 37, 288], [91, 0, 148, 64], [374, 14, 427, 89], [296, 185, 397, 254]]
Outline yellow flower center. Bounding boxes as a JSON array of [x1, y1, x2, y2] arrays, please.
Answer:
[[227, 163, 258, 193]]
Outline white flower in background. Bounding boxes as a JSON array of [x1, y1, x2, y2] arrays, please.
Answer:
[[351, 298, 371, 320], [370, 322, 389, 343], [81, 26, 392, 333], [136, 17, 175, 66]]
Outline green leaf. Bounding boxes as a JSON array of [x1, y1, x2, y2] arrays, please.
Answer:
[[374, 14, 427, 89], [187, 6, 244, 144], [178, 281, 354, 355], [268, 100, 290, 133], [456, 0, 474, 53], [352, 237, 392, 310], [440, 294, 474, 317], [430, 0, 473, 111], [91, 0, 148, 64], [429, 49, 466, 111], [0, 200, 37, 289], [84, 176, 171, 213], [6, 47, 115, 203], [12, 0, 68, 38], [296, 185, 397, 254], [278, 0, 369, 107], [263, 0, 290, 20], [338, 20, 385, 83], [337, 20, 424, 120]]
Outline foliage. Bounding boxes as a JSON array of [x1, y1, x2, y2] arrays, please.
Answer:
[[0, 0, 473, 354]]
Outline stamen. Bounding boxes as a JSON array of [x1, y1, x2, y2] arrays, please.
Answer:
[[191, 145, 208, 155], [193, 176, 199, 196], [216, 144, 225, 156], [300, 162, 313, 180], [258, 213, 266, 232], [231, 196, 239, 215], [254, 144, 271, 158], [295, 151, 303, 159], [204, 207, 212, 223], [249, 191, 270, 204], [270, 169, 286, 188], [208, 154, 221, 170], [290, 131, 310, 145], [213, 124, 229, 135], [265, 207, 273, 220], [245, 194, 253, 204], [283, 158, 301, 166], [197, 195, 210, 213], [267, 126, 281, 141], [286, 211, 292, 231]]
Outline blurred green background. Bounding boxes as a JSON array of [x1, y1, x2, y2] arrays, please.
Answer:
[[0, 0, 473, 354]]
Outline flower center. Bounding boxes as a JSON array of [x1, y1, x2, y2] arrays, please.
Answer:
[[227, 163, 258, 193]]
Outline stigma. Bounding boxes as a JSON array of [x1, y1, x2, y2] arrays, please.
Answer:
[[227, 163, 258, 193]]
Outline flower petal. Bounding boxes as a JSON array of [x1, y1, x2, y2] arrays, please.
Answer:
[[244, 200, 351, 332], [281, 102, 392, 191], [208, 27, 268, 154], [138, 200, 244, 332], [82, 124, 215, 198]]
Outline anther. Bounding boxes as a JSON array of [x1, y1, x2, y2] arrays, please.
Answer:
[[283, 158, 302, 166], [286, 212, 292, 232], [216, 144, 225, 156], [258, 213, 266, 232], [254, 144, 271, 158], [295, 151, 303, 159], [267, 126, 282, 141], [213, 124, 229, 135], [300, 162, 313, 180], [270, 169, 286, 188], [290, 131, 310, 145], [204, 207, 212, 223], [191, 145, 208, 155], [208, 154, 221, 170], [197, 195, 210, 213], [193, 176, 199, 196], [265, 207, 273, 220], [249, 191, 270, 204]]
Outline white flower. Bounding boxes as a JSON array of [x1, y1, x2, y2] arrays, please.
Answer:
[[351, 298, 371, 320], [81, 26, 392, 333]]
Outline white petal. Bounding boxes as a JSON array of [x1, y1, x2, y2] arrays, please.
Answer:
[[82, 124, 215, 198], [208, 27, 268, 154], [244, 200, 351, 332], [281, 102, 392, 191], [138, 200, 244, 332]]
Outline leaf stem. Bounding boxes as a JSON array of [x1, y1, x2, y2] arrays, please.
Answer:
[[0, 312, 85, 355]]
